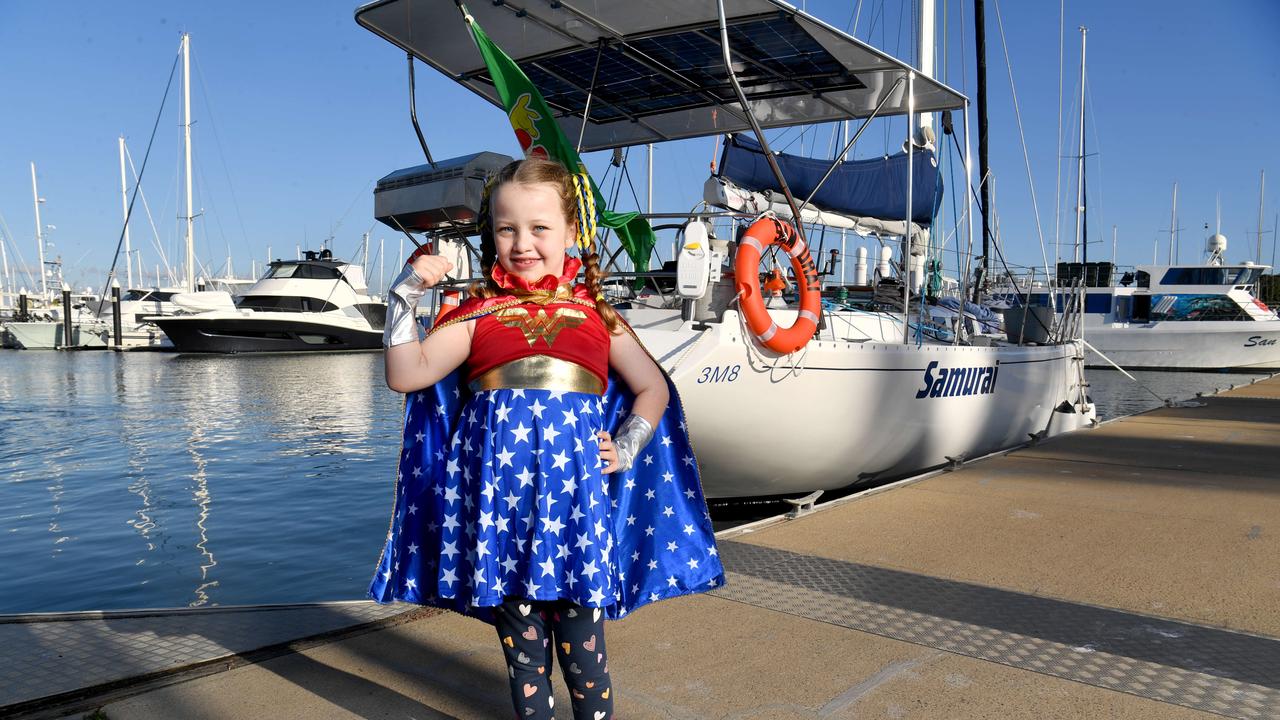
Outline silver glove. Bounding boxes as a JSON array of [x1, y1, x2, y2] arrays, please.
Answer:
[[383, 264, 429, 348], [612, 414, 655, 472]]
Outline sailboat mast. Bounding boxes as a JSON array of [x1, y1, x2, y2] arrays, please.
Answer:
[[30, 162, 47, 299], [118, 136, 134, 289], [916, 0, 935, 138], [1169, 182, 1178, 263], [1073, 27, 1087, 265], [1258, 170, 1266, 263], [182, 32, 195, 292], [974, 0, 991, 295]]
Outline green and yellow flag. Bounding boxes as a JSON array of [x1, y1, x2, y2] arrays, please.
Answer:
[[462, 8, 655, 273]]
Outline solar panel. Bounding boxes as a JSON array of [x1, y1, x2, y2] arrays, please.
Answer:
[[513, 15, 865, 125]]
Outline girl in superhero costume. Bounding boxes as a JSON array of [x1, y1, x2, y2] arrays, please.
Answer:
[[372, 157, 724, 720]]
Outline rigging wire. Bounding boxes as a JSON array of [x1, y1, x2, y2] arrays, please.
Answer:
[[123, 144, 177, 284], [192, 52, 251, 268], [1053, 0, 1064, 266], [991, 0, 1051, 282], [95, 49, 182, 307]]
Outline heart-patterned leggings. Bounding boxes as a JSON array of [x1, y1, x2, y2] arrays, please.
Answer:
[[494, 598, 614, 720]]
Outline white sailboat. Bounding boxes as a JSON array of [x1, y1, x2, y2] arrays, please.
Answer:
[[2, 164, 111, 350], [355, 0, 1095, 499]]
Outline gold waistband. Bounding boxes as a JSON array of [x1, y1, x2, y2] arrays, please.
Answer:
[[469, 356, 604, 396]]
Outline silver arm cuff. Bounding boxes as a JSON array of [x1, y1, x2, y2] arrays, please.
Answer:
[[612, 414, 655, 472], [383, 265, 428, 348]]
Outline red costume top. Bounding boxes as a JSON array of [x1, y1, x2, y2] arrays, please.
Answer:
[[434, 257, 611, 387]]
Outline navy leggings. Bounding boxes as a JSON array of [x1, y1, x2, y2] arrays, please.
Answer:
[[493, 598, 613, 719]]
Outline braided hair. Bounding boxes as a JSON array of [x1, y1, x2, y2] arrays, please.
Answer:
[[471, 157, 622, 334]]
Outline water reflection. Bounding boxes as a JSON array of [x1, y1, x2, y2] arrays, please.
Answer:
[[186, 424, 217, 607]]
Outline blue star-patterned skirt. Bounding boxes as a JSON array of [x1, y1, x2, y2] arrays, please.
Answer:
[[393, 388, 616, 611], [370, 368, 727, 622]]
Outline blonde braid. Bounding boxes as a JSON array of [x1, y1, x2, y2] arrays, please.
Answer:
[[469, 173, 504, 299], [582, 237, 622, 334]]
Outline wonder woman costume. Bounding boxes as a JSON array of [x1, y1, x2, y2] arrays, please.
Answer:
[[370, 258, 725, 621]]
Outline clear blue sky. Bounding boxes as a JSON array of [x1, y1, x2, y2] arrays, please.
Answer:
[[1, 0, 1277, 295]]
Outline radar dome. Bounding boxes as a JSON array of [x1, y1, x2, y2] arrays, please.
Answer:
[[1206, 233, 1228, 254]]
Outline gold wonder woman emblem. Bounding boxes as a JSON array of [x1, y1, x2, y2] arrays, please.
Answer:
[[495, 307, 587, 347]]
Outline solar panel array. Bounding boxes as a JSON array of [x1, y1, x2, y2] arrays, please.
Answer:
[[476, 14, 866, 125]]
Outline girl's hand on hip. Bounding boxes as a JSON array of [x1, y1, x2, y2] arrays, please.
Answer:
[[598, 431, 620, 474]]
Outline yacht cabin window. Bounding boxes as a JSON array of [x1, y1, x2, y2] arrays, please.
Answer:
[[1159, 267, 1261, 286]]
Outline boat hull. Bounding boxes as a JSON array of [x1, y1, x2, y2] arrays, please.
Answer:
[[627, 309, 1093, 498], [152, 313, 381, 353], [1083, 321, 1280, 370], [3, 321, 110, 350]]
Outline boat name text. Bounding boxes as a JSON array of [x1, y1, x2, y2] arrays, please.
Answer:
[[915, 361, 1000, 399], [1244, 336, 1277, 348]]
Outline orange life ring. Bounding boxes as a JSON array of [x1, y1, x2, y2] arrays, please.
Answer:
[[432, 289, 461, 329], [733, 217, 822, 353]]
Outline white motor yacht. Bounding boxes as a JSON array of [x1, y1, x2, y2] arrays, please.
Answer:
[[1000, 249, 1280, 371], [150, 249, 386, 353]]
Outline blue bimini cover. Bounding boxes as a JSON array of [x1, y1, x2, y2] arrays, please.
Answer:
[[718, 134, 943, 226]]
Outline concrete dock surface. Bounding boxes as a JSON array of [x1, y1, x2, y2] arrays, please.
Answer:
[[9, 374, 1279, 719]]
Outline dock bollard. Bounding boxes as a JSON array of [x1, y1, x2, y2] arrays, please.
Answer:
[[17, 288, 28, 322], [61, 283, 73, 349], [111, 279, 123, 349]]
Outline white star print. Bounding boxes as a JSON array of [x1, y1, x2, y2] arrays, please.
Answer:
[[441, 540, 459, 559], [540, 516, 566, 535], [580, 560, 600, 580], [556, 542, 570, 559], [407, 543, 419, 554], [662, 506, 675, 518], [495, 404, 513, 422], [569, 504, 586, 523], [644, 526, 655, 536], [539, 557, 556, 577], [667, 575, 678, 587], [504, 491, 521, 510], [442, 513, 459, 532], [660, 435, 672, 447], [551, 450, 571, 471], [625, 514, 636, 526], [528, 399, 547, 419], [515, 468, 534, 488], [441, 568, 459, 586], [478, 511, 495, 531], [495, 448, 515, 468], [574, 531, 594, 551], [647, 559, 658, 570], [666, 541, 679, 552], [495, 515, 510, 534], [589, 588, 606, 604], [510, 422, 532, 444], [683, 523, 695, 535], [561, 408, 578, 425], [543, 423, 562, 445], [687, 558, 699, 569], [405, 578, 417, 591], [415, 430, 425, 444]]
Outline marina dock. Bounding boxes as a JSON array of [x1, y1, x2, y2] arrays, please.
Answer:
[[5, 375, 1279, 719]]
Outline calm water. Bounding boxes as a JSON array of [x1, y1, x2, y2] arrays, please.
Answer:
[[0, 351, 1269, 614]]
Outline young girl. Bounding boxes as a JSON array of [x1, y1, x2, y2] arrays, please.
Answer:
[[371, 157, 724, 720]]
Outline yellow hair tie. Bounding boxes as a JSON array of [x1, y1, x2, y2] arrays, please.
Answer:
[[571, 172, 597, 249]]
